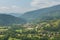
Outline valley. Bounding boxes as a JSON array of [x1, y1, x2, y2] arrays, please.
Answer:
[[0, 5, 60, 40]]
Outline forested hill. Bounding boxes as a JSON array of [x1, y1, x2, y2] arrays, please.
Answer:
[[0, 14, 26, 26], [21, 5, 60, 22]]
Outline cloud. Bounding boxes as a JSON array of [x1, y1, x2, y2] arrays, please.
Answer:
[[0, 6, 38, 13], [31, 0, 60, 8], [0, 6, 29, 13], [0, 0, 60, 13]]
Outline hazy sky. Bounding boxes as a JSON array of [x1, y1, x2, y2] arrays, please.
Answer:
[[0, 0, 60, 13]]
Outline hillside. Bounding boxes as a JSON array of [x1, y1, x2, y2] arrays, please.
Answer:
[[21, 5, 60, 22], [0, 14, 26, 26]]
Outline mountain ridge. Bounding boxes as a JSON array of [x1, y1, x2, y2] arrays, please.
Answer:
[[0, 14, 26, 26], [21, 5, 60, 22]]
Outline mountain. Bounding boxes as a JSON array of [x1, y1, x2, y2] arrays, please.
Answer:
[[21, 5, 60, 22], [0, 14, 26, 26]]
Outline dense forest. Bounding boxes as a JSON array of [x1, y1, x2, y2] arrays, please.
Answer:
[[0, 5, 60, 40]]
